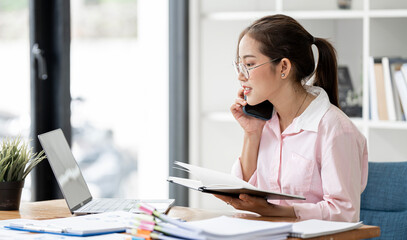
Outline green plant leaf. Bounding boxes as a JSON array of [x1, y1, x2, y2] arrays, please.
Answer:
[[7, 158, 15, 181], [0, 162, 10, 182], [0, 136, 46, 181], [0, 153, 11, 166], [22, 151, 47, 180]]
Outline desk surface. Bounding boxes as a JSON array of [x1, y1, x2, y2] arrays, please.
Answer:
[[0, 199, 380, 240]]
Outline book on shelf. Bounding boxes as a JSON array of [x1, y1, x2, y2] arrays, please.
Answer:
[[382, 57, 397, 121], [394, 63, 407, 121], [167, 161, 305, 200], [369, 57, 407, 122], [402, 64, 407, 80], [394, 71, 407, 121], [373, 58, 389, 120], [387, 58, 407, 121], [368, 57, 379, 121]]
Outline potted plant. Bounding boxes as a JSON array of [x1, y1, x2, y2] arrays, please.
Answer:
[[0, 136, 46, 210]]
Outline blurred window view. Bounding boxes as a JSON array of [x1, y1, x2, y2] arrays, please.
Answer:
[[71, 0, 169, 199], [0, 0, 168, 201], [0, 0, 31, 201]]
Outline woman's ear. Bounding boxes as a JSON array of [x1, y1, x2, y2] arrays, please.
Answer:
[[280, 58, 292, 79]]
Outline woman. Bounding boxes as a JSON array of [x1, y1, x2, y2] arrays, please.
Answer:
[[215, 14, 368, 222]]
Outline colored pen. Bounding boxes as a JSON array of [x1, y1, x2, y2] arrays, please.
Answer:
[[137, 203, 201, 233], [128, 223, 204, 240], [129, 219, 156, 229], [124, 236, 145, 240], [129, 228, 152, 239], [150, 231, 187, 240], [134, 213, 156, 223]]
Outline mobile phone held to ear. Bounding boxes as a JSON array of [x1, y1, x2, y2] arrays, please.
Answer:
[[243, 96, 274, 121]]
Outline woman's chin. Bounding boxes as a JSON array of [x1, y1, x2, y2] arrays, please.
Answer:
[[247, 99, 262, 106]]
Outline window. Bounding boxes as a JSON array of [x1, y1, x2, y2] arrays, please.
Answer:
[[0, 0, 31, 201], [71, 0, 169, 199]]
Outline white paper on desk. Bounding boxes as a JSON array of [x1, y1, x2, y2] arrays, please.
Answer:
[[11, 233, 128, 240], [185, 215, 292, 240], [0, 219, 33, 238], [290, 219, 363, 238], [7, 211, 135, 236], [0, 229, 31, 239]]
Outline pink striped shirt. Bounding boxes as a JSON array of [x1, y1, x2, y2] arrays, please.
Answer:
[[232, 86, 368, 222]]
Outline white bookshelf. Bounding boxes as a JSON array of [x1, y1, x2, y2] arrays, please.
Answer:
[[204, 11, 366, 20], [189, 0, 407, 209]]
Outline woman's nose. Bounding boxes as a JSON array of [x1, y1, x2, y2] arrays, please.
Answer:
[[238, 72, 247, 82]]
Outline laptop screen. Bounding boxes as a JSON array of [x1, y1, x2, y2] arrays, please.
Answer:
[[38, 129, 92, 211]]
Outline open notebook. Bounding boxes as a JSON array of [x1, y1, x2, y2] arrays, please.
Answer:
[[167, 161, 305, 200]]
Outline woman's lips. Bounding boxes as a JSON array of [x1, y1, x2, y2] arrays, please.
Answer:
[[243, 87, 252, 95]]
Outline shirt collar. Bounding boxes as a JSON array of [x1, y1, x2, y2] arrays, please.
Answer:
[[292, 86, 331, 133]]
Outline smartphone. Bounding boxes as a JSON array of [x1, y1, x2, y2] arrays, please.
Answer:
[[243, 96, 274, 121]]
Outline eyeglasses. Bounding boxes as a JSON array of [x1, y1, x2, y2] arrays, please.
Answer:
[[232, 58, 281, 79]]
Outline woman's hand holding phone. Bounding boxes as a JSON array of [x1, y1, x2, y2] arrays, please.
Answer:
[[230, 88, 266, 135]]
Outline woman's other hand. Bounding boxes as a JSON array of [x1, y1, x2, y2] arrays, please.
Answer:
[[214, 194, 296, 218]]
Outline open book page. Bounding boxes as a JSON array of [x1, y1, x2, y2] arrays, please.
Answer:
[[174, 161, 255, 189], [169, 162, 305, 200], [167, 176, 204, 190], [290, 219, 363, 238]]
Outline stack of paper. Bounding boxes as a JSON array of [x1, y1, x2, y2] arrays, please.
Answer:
[[127, 216, 292, 240], [125, 202, 292, 240], [185, 216, 292, 240]]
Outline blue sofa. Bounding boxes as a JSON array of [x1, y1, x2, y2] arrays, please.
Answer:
[[360, 161, 407, 239]]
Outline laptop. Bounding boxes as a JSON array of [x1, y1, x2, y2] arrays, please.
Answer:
[[38, 128, 174, 215]]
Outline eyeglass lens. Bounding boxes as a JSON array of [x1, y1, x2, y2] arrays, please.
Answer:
[[233, 62, 249, 79]]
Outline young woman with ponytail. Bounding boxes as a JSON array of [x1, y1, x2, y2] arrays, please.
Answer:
[[215, 15, 368, 222]]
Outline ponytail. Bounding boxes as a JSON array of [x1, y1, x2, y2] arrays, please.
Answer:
[[313, 38, 339, 108]]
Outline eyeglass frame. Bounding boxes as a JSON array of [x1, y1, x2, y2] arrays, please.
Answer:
[[233, 58, 281, 79]]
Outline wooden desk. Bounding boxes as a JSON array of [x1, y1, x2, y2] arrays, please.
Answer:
[[0, 200, 380, 240]]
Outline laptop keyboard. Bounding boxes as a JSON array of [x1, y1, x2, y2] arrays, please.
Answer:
[[79, 199, 140, 212]]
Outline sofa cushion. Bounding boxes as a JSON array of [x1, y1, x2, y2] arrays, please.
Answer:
[[361, 161, 407, 211]]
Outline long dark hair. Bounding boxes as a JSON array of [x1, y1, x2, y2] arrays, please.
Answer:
[[237, 14, 339, 107]]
